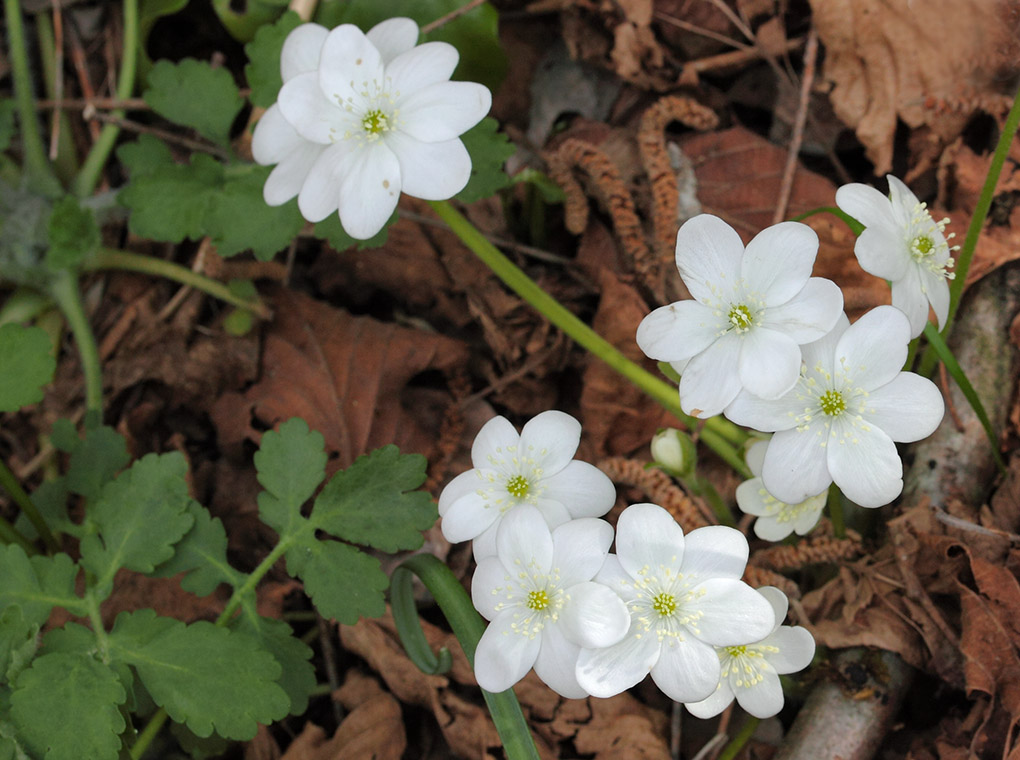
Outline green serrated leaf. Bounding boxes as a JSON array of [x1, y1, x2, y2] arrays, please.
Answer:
[[45, 196, 100, 271], [312, 445, 435, 553], [254, 418, 327, 536], [109, 611, 289, 739], [213, 0, 288, 44], [0, 324, 55, 413], [169, 722, 231, 760], [205, 166, 304, 259], [0, 607, 38, 685], [63, 424, 130, 503], [116, 134, 174, 178], [232, 614, 314, 715], [80, 452, 194, 587], [244, 10, 302, 108], [285, 539, 387, 624], [144, 59, 243, 146], [0, 100, 16, 153], [456, 117, 514, 203], [0, 546, 82, 626], [37, 621, 138, 708], [16, 478, 78, 541], [150, 499, 244, 596], [9, 652, 127, 760]]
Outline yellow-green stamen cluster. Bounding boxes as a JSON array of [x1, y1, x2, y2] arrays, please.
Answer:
[[506, 474, 530, 498], [721, 644, 772, 688], [728, 303, 755, 332], [907, 202, 957, 280], [818, 389, 846, 417], [527, 589, 551, 611], [652, 592, 678, 616], [361, 108, 389, 136]]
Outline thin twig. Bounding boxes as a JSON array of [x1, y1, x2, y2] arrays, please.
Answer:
[[655, 10, 750, 50], [702, 0, 755, 43], [48, 0, 63, 159], [931, 503, 1020, 544], [83, 110, 232, 159], [421, 0, 486, 34], [679, 36, 804, 81], [64, 10, 101, 142], [38, 96, 149, 110], [773, 27, 818, 224]]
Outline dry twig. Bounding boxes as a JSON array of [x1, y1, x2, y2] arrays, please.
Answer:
[[773, 27, 818, 224]]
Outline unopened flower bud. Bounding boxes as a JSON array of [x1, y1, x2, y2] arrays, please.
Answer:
[[650, 428, 696, 478]]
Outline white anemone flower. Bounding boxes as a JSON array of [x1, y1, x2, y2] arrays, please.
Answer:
[[471, 506, 630, 697], [270, 18, 491, 239], [438, 411, 617, 559], [835, 175, 957, 338], [575, 504, 775, 702], [726, 305, 945, 508], [637, 214, 843, 419], [685, 586, 815, 719], [736, 439, 826, 541]]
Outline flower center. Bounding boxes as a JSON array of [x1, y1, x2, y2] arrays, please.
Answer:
[[724, 645, 749, 657], [910, 234, 934, 257], [506, 475, 530, 498], [651, 592, 678, 617], [361, 109, 390, 135], [721, 645, 770, 688], [906, 202, 957, 280], [527, 589, 550, 611], [818, 389, 846, 416], [728, 304, 755, 332]]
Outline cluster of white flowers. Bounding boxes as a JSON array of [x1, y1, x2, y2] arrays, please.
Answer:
[[440, 412, 814, 717], [253, 18, 491, 240]]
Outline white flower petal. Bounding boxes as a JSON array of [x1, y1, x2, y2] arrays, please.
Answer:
[[635, 300, 724, 362], [437, 469, 484, 516], [474, 615, 541, 692], [440, 490, 497, 543], [836, 305, 910, 392], [800, 312, 848, 376], [252, 104, 304, 165], [559, 581, 630, 649], [297, 141, 357, 222], [685, 680, 735, 719], [337, 143, 401, 239], [278, 72, 350, 145], [678, 526, 749, 581], [592, 554, 635, 600], [281, 23, 329, 81], [575, 623, 661, 698], [756, 586, 789, 628], [887, 175, 922, 225], [386, 41, 460, 95], [741, 222, 818, 306], [365, 17, 419, 64], [865, 372, 944, 442], [761, 428, 832, 509], [762, 626, 816, 673], [827, 418, 902, 508], [263, 142, 327, 206], [760, 278, 844, 344], [471, 519, 500, 561], [518, 410, 581, 477], [678, 333, 743, 418], [541, 461, 616, 520], [533, 625, 587, 698], [891, 267, 931, 338], [852, 225, 910, 281], [746, 440, 769, 477], [385, 133, 471, 200], [736, 478, 771, 518], [675, 214, 745, 305], [650, 637, 722, 702], [318, 25, 384, 105], [532, 498, 572, 533], [725, 389, 802, 433], [687, 578, 776, 646], [733, 666, 784, 718], [551, 519, 614, 587], [398, 81, 491, 142], [793, 497, 825, 534], [835, 182, 897, 229], [496, 505, 553, 575], [471, 557, 510, 620], [738, 328, 802, 400], [615, 504, 685, 580], [924, 269, 950, 330], [470, 416, 520, 472], [753, 515, 796, 541]]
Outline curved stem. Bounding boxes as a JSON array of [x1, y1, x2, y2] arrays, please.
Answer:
[[789, 206, 864, 235], [428, 200, 749, 479], [716, 716, 759, 760], [128, 710, 167, 760], [48, 270, 103, 420], [72, 0, 138, 198], [215, 539, 292, 626], [0, 456, 59, 552], [394, 553, 542, 760], [827, 483, 845, 539], [390, 565, 452, 674], [87, 248, 272, 319]]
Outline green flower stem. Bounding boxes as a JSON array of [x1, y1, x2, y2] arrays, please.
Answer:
[[394, 553, 542, 760], [918, 82, 1020, 376], [0, 456, 59, 552], [35, 13, 81, 184], [688, 474, 735, 527], [84, 586, 113, 662], [4, 0, 60, 192], [391, 564, 453, 675], [827, 482, 845, 539], [790, 206, 864, 235], [87, 248, 273, 319], [72, 0, 138, 198], [48, 270, 103, 419], [716, 716, 760, 760], [128, 711, 167, 760], [428, 200, 750, 479]]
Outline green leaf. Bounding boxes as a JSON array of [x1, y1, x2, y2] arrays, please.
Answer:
[[150, 499, 244, 596], [313, 209, 395, 251], [244, 10, 302, 108], [232, 614, 314, 715], [63, 424, 130, 503], [143, 59, 244, 146], [285, 539, 387, 624], [0, 546, 82, 626], [109, 611, 289, 739], [0, 100, 16, 153], [116, 133, 174, 177], [311, 445, 435, 553], [0, 607, 38, 685], [456, 117, 514, 203], [45, 196, 100, 271], [80, 452, 195, 587], [212, 0, 288, 44], [204, 166, 304, 260], [137, 0, 191, 82], [9, 652, 127, 760], [169, 722, 231, 760], [16, 478, 79, 541], [254, 418, 327, 536], [0, 324, 55, 413]]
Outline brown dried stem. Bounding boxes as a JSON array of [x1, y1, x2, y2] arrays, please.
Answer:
[[598, 456, 709, 529]]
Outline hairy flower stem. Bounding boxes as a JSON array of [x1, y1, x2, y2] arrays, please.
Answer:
[[73, 0, 138, 198], [428, 200, 750, 479], [88, 248, 273, 319], [0, 456, 58, 552], [393, 553, 542, 760], [48, 270, 103, 421]]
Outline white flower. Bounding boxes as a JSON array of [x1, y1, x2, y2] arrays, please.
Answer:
[[736, 439, 826, 541], [575, 504, 775, 702], [637, 214, 844, 418], [438, 411, 617, 559], [471, 506, 630, 697], [726, 305, 945, 508], [685, 586, 815, 719], [262, 17, 491, 239], [835, 175, 956, 338]]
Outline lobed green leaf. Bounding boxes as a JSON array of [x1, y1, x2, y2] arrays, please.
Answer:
[[204, 166, 304, 260], [254, 418, 327, 536], [0, 607, 38, 685], [0, 546, 82, 626], [232, 614, 315, 715], [456, 117, 515, 203], [284, 539, 387, 625], [150, 500, 244, 596], [244, 10, 302, 108], [143, 59, 244, 146], [45, 196, 100, 271], [61, 423, 130, 503], [0, 324, 55, 413]]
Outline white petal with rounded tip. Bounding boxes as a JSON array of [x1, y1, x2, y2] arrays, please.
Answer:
[[827, 419, 902, 508], [736, 478, 771, 519], [725, 389, 802, 433], [760, 277, 844, 344], [852, 225, 909, 281], [496, 505, 554, 575], [793, 497, 826, 534], [531, 498, 572, 534], [533, 625, 587, 698], [278, 72, 351, 145], [297, 141, 356, 222], [263, 142, 326, 206], [336, 142, 401, 239], [559, 581, 630, 648], [685, 680, 735, 719], [887, 175, 921, 226], [754, 515, 795, 542], [865, 372, 944, 442], [471, 557, 510, 620], [281, 23, 329, 81], [738, 328, 802, 400], [615, 504, 685, 580], [761, 426, 832, 505], [925, 269, 951, 330], [387, 41, 460, 95], [318, 25, 384, 103], [438, 469, 485, 516], [636, 300, 723, 362], [541, 461, 616, 520], [252, 104, 304, 165], [836, 305, 910, 392], [734, 667, 784, 718], [741, 222, 818, 306], [688, 578, 776, 645], [891, 267, 931, 338], [470, 416, 520, 472], [763, 626, 816, 673], [551, 519, 614, 587], [592, 554, 635, 601], [835, 182, 899, 227], [385, 133, 471, 200], [678, 332, 742, 418], [678, 526, 749, 581], [746, 440, 768, 476], [471, 519, 500, 561], [575, 623, 661, 698], [440, 490, 497, 543], [801, 312, 849, 376], [365, 17, 419, 64], [756, 586, 789, 628], [399, 81, 491, 142], [650, 637, 721, 702], [674, 214, 745, 305], [518, 410, 581, 477], [474, 616, 541, 692]]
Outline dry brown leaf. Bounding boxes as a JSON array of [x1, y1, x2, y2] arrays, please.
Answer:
[[810, 0, 1020, 174]]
